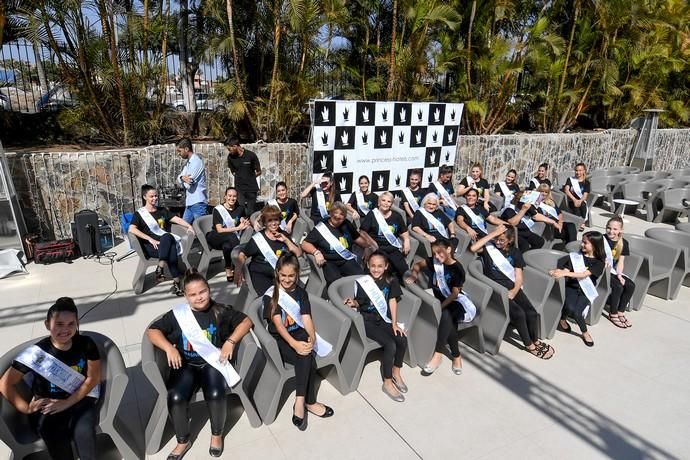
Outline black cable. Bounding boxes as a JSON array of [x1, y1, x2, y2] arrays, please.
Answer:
[[78, 251, 118, 320]]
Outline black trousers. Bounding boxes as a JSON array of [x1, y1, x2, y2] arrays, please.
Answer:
[[378, 246, 409, 282], [566, 200, 588, 219], [206, 231, 240, 268], [31, 397, 97, 460], [249, 269, 274, 296], [561, 285, 590, 333], [143, 233, 182, 278], [517, 230, 545, 253], [555, 222, 578, 244], [167, 363, 228, 442], [237, 190, 258, 214], [322, 259, 364, 284], [436, 304, 463, 357], [508, 290, 540, 347], [277, 329, 317, 404], [363, 316, 407, 379], [609, 276, 636, 313]]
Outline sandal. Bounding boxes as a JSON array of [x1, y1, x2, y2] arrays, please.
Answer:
[[557, 321, 572, 334], [155, 266, 165, 283], [620, 316, 632, 328], [527, 343, 554, 360], [608, 314, 627, 329], [170, 281, 183, 297]]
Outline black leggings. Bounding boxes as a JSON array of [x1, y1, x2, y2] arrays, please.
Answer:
[[143, 233, 182, 278], [378, 246, 409, 282], [436, 304, 463, 358], [566, 200, 588, 219], [206, 231, 240, 268], [561, 285, 590, 333], [609, 276, 636, 313], [277, 329, 317, 404], [509, 290, 540, 347], [32, 397, 97, 460], [322, 259, 364, 284], [363, 316, 407, 379], [517, 230, 545, 253], [249, 269, 274, 296], [555, 222, 578, 244], [167, 363, 228, 443]]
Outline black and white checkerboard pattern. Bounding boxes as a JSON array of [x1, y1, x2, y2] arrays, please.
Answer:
[[311, 100, 464, 201]]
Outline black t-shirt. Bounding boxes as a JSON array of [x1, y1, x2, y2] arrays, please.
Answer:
[[557, 253, 605, 288], [347, 192, 378, 217], [274, 198, 300, 224], [527, 177, 552, 190], [241, 230, 291, 276], [460, 177, 490, 197], [564, 177, 590, 200], [309, 188, 342, 221], [360, 210, 407, 248], [604, 235, 630, 264], [400, 187, 426, 210], [500, 206, 538, 232], [262, 285, 311, 337], [411, 209, 452, 238], [480, 246, 525, 289], [131, 207, 175, 242], [227, 150, 260, 192], [150, 302, 247, 366], [354, 276, 402, 321], [536, 202, 562, 218], [12, 335, 100, 399], [494, 182, 520, 197], [304, 220, 359, 261], [211, 205, 248, 231], [455, 205, 489, 234], [424, 257, 465, 302]]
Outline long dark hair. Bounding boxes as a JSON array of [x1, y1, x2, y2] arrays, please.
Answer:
[[367, 250, 392, 282], [582, 231, 606, 261], [182, 269, 223, 320], [141, 184, 156, 206], [265, 252, 301, 321]]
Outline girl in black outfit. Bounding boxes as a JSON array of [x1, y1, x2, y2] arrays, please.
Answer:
[[456, 163, 493, 212], [128, 184, 196, 295], [0, 298, 101, 460], [263, 252, 334, 430], [563, 163, 590, 227], [347, 175, 378, 221], [300, 172, 342, 224], [236, 205, 303, 295], [407, 239, 468, 374], [400, 170, 426, 220], [470, 226, 555, 359], [411, 193, 459, 253], [536, 183, 577, 244], [455, 188, 505, 242], [206, 186, 251, 282], [604, 216, 636, 328], [527, 163, 552, 190], [147, 270, 253, 459], [550, 231, 606, 347], [344, 251, 409, 402], [493, 169, 520, 201], [501, 190, 557, 252], [271, 181, 300, 235]]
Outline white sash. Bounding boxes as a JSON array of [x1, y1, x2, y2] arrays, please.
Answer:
[[372, 209, 401, 249], [315, 222, 356, 260], [316, 189, 328, 219], [265, 287, 333, 357], [252, 233, 279, 269], [530, 177, 540, 189], [138, 207, 183, 255], [15, 345, 100, 399], [507, 204, 536, 231], [402, 188, 420, 212], [539, 202, 559, 219], [485, 244, 516, 282], [569, 177, 583, 199], [434, 182, 457, 210], [214, 204, 236, 228], [172, 304, 241, 387], [268, 199, 287, 231], [603, 238, 620, 276], [461, 204, 487, 233], [355, 276, 395, 326], [498, 181, 514, 201], [465, 176, 476, 189], [569, 252, 599, 306], [419, 209, 449, 238], [355, 192, 371, 215], [433, 261, 477, 323]]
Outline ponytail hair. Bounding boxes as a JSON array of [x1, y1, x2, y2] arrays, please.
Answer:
[[266, 252, 301, 321], [46, 297, 78, 322]]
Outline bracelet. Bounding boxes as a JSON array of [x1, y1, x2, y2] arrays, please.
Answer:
[[225, 338, 236, 345]]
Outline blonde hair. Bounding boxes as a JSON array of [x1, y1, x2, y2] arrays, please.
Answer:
[[606, 216, 625, 257], [536, 183, 555, 206]]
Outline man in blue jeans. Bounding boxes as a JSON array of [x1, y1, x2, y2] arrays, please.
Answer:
[[176, 138, 208, 224]]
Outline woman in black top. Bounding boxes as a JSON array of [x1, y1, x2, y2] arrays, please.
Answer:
[[411, 193, 459, 253], [493, 169, 521, 202], [604, 217, 636, 328], [344, 251, 408, 402], [470, 226, 555, 359], [455, 188, 505, 241], [501, 190, 557, 252], [302, 202, 368, 283], [271, 181, 300, 235], [346, 175, 378, 220], [536, 183, 577, 244], [550, 231, 606, 347], [300, 172, 342, 224], [527, 163, 552, 190], [128, 184, 196, 296], [407, 239, 467, 373], [456, 163, 493, 212], [400, 170, 426, 220], [0, 298, 101, 460], [236, 205, 303, 295], [148, 270, 253, 458], [360, 192, 411, 281], [563, 163, 590, 226], [263, 252, 334, 430], [206, 186, 251, 282]]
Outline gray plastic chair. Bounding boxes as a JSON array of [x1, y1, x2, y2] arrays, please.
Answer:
[[653, 188, 690, 223], [0, 332, 139, 460], [128, 224, 193, 294], [625, 234, 684, 300], [644, 228, 690, 288], [668, 168, 690, 179], [621, 181, 665, 221], [636, 171, 672, 182], [141, 320, 263, 454], [676, 222, 690, 234], [404, 271, 493, 362], [410, 222, 460, 259], [523, 249, 610, 326], [590, 175, 629, 211], [246, 295, 351, 424], [193, 214, 223, 277], [304, 253, 328, 298], [550, 189, 566, 208], [326, 276, 422, 387], [608, 166, 640, 175]]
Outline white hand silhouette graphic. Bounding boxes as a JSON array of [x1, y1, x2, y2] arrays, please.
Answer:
[[380, 131, 387, 145], [434, 108, 441, 122], [339, 178, 347, 191], [320, 156, 327, 169], [321, 107, 329, 122], [362, 107, 370, 122], [448, 130, 454, 143], [415, 130, 422, 144], [430, 152, 436, 164], [377, 176, 384, 188], [400, 108, 406, 122], [341, 131, 349, 146]]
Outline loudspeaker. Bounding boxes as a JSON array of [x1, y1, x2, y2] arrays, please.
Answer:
[[73, 209, 101, 256]]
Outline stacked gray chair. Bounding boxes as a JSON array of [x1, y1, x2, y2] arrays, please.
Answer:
[[620, 181, 665, 221], [653, 187, 690, 223], [550, 189, 566, 208], [141, 321, 263, 454], [246, 296, 351, 424], [0, 332, 139, 460], [129, 224, 193, 294], [676, 222, 690, 234], [523, 248, 611, 326], [404, 270, 493, 362], [327, 276, 422, 390], [590, 175, 629, 212], [608, 166, 640, 175], [644, 228, 690, 288], [624, 234, 683, 300], [637, 171, 671, 182], [669, 168, 690, 179]]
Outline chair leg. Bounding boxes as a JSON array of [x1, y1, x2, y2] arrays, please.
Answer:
[[133, 262, 148, 294], [198, 252, 211, 277]]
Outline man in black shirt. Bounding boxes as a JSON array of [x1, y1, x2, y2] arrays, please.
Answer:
[[225, 137, 262, 213]]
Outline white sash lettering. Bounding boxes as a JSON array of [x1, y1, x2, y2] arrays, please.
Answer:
[[569, 252, 599, 307], [602, 238, 619, 275], [465, 176, 476, 189], [531, 177, 540, 189], [498, 181, 514, 201], [356, 276, 391, 324], [315, 222, 356, 260], [355, 192, 371, 215], [138, 207, 182, 255], [316, 189, 328, 219], [372, 209, 401, 249], [567, 178, 589, 219], [252, 232, 279, 269], [486, 244, 516, 282], [215, 204, 236, 228], [402, 188, 420, 212], [419, 209, 449, 238], [539, 203, 559, 219], [461, 204, 487, 233], [434, 182, 457, 210]]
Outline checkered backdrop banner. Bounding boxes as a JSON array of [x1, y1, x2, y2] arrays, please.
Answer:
[[311, 100, 464, 202]]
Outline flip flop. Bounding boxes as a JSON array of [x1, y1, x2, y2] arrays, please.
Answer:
[[608, 315, 627, 329], [620, 316, 632, 328]]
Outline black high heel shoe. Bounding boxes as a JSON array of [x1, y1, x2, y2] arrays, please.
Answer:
[[209, 438, 224, 457], [292, 403, 307, 431]]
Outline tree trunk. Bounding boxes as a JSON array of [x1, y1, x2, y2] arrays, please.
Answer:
[[268, 0, 283, 129], [226, 0, 245, 102], [465, 0, 477, 95], [157, 0, 170, 112], [32, 37, 48, 95], [362, 25, 369, 99], [178, 0, 197, 112], [558, 3, 579, 105], [386, 0, 397, 99]]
